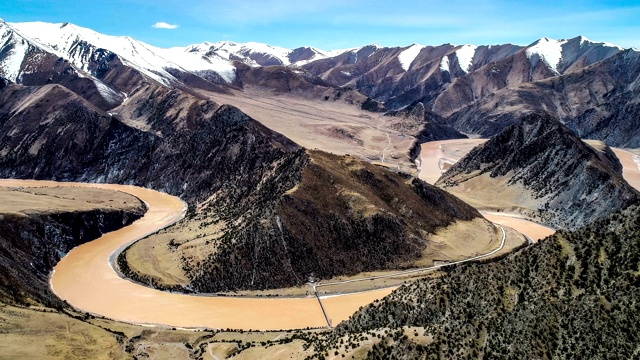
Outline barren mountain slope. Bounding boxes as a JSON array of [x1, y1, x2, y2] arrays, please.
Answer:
[[446, 49, 640, 146]]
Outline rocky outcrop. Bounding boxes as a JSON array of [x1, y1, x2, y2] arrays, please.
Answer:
[[437, 112, 639, 229], [0, 206, 145, 307]]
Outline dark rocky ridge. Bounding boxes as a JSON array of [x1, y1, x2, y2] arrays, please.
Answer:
[[0, 81, 301, 206], [0, 206, 145, 307], [326, 202, 640, 359], [437, 112, 640, 229], [386, 102, 466, 142], [188, 151, 481, 292]]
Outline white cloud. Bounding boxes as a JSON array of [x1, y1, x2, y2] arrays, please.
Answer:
[[152, 22, 179, 29]]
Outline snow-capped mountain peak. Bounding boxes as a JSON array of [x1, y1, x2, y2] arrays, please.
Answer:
[[525, 37, 566, 72], [525, 36, 625, 74], [454, 44, 478, 73], [7, 21, 237, 85], [398, 44, 424, 71]]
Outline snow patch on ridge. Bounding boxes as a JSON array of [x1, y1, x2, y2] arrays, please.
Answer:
[[398, 44, 423, 71], [0, 38, 28, 82], [160, 47, 236, 83], [93, 79, 122, 104], [455, 44, 477, 73], [439, 56, 450, 73], [578, 35, 624, 50], [526, 37, 567, 72]]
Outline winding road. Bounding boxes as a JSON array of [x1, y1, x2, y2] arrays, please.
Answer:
[[316, 224, 506, 289], [0, 178, 517, 330]]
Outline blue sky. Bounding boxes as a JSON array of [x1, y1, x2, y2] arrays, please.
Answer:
[[2, 0, 639, 50]]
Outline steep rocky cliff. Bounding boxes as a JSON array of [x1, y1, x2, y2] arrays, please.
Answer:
[[0, 200, 145, 307], [436, 112, 639, 229]]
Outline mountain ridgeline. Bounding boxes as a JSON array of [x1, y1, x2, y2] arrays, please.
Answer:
[[2, 19, 640, 147], [437, 113, 639, 229]]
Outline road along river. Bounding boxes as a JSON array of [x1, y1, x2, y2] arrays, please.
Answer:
[[0, 157, 566, 331], [0, 178, 531, 330], [0, 179, 397, 330], [14, 138, 638, 331], [2, 139, 633, 331], [418, 139, 555, 241]]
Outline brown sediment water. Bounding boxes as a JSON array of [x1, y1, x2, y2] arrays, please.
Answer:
[[0, 179, 342, 330], [320, 288, 397, 327], [418, 139, 487, 185], [482, 212, 555, 242], [612, 148, 640, 191], [418, 139, 555, 240], [13, 140, 637, 330]]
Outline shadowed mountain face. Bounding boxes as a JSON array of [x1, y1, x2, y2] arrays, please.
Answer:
[[437, 112, 639, 229], [444, 49, 640, 147]]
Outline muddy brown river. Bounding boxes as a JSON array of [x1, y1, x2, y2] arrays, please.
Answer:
[[0, 179, 396, 330], [4, 144, 637, 330]]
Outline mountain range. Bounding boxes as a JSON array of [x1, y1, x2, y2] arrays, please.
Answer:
[[2, 17, 640, 359], [2, 19, 639, 148]]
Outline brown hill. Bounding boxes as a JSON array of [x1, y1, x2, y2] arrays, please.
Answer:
[[185, 150, 482, 292], [436, 112, 639, 229]]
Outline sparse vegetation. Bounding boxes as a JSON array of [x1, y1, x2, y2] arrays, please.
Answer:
[[310, 203, 640, 359]]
